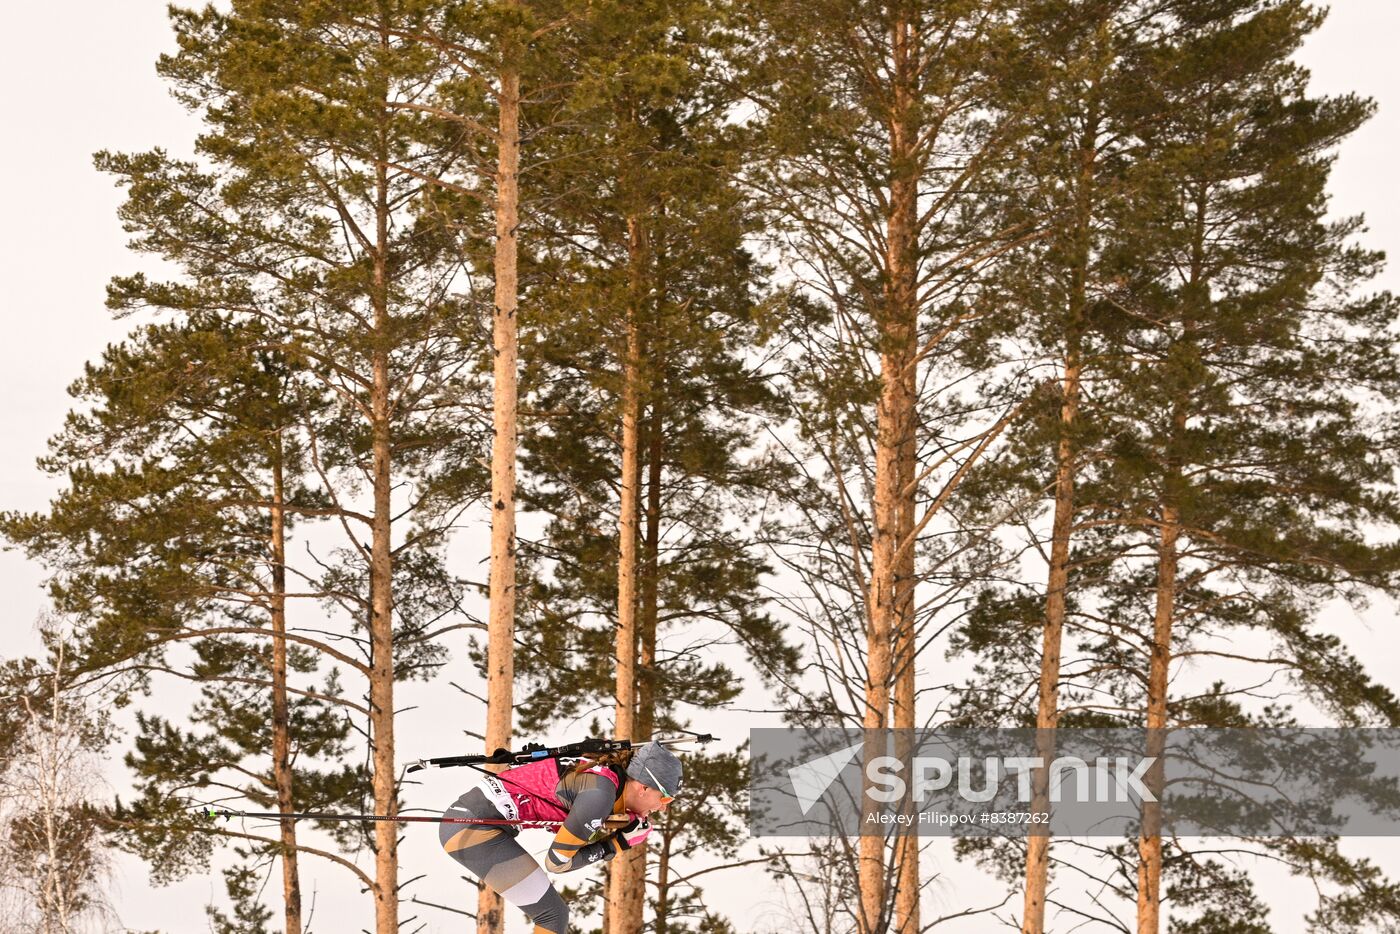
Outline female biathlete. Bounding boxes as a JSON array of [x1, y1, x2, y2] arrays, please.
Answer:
[[439, 742, 683, 933]]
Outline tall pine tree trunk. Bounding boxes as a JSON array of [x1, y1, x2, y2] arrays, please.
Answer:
[[1021, 349, 1077, 934], [891, 204, 919, 934], [1135, 500, 1177, 934], [640, 401, 663, 742], [862, 12, 920, 933], [369, 132, 399, 934], [892, 431, 918, 934], [861, 292, 910, 934], [1137, 194, 1203, 934], [1024, 118, 1095, 934], [480, 38, 521, 934], [269, 443, 303, 934], [629, 400, 664, 925], [860, 263, 900, 934], [639, 227, 668, 746], [607, 214, 649, 934]]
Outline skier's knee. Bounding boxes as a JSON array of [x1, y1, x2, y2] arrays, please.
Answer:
[[528, 887, 569, 933]]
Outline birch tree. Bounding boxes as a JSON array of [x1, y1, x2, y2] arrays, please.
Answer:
[[0, 630, 113, 934]]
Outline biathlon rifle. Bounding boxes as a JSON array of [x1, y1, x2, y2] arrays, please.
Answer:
[[407, 729, 717, 774]]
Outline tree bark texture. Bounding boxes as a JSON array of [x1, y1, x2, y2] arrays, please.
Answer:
[[1135, 502, 1177, 934], [270, 446, 303, 934], [1023, 114, 1096, 934], [863, 12, 921, 934], [1138, 194, 1204, 934], [369, 135, 399, 933], [480, 47, 522, 934], [639, 403, 663, 741], [357, 50, 403, 928], [607, 214, 649, 934], [891, 196, 920, 934]]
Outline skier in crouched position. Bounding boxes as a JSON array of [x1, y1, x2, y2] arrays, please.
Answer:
[[439, 742, 682, 933]]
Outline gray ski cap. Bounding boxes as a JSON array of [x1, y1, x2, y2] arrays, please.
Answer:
[[626, 742, 683, 797]]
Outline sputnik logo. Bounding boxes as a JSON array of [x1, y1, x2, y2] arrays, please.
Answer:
[[788, 741, 864, 815], [785, 740, 1158, 812]]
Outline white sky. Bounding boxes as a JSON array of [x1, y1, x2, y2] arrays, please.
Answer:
[[1, 2, 1397, 932]]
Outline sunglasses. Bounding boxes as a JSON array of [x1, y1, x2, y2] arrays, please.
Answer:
[[642, 764, 677, 804]]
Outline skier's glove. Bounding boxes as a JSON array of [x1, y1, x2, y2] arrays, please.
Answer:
[[616, 816, 652, 850]]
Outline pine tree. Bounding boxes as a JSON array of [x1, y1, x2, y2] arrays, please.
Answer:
[[484, 13, 523, 930], [1007, 2, 1400, 929], [943, 3, 1400, 929], [943, 3, 1216, 928], [381, 2, 541, 924], [3, 2, 491, 927], [207, 864, 275, 934], [151, 5, 488, 927], [1104, 4, 1398, 930], [494, 2, 799, 928], [1, 313, 366, 929], [737, 0, 1040, 928]]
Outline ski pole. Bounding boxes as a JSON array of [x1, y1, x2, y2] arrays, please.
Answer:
[[202, 807, 566, 830]]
